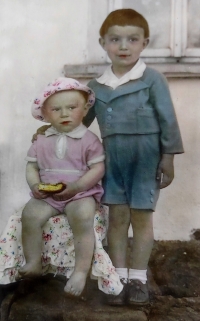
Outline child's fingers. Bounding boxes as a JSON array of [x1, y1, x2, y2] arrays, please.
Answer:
[[159, 175, 173, 189], [156, 167, 162, 181], [31, 133, 38, 143]]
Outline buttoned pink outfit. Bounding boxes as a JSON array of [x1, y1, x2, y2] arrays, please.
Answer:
[[26, 125, 104, 212]]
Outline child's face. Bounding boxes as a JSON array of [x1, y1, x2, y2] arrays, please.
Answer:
[[42, 91, 89, 133], [100, 25, 149, 73]]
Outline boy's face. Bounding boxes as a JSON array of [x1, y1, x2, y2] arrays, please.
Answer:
[[100, 25, 149, 74], [42, 91, 89, 133]]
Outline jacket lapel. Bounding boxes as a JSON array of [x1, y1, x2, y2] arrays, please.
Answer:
[[94, 80, 149, 103]]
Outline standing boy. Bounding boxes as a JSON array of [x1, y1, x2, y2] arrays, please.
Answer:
[[83, 9, 184, 306]]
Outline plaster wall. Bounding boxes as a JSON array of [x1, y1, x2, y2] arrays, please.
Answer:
[[0, 1, 199, 240]]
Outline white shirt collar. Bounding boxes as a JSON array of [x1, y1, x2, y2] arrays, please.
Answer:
[[45, 123, 87, 139], [96, 58, 146, 89], [45, 123, 88, 159]]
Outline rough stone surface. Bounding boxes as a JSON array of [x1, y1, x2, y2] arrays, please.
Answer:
[[1, 276, 148, 321], [149, 296, 200, 321], [1, 240, 200, 321], [149, 240, 200, 297]]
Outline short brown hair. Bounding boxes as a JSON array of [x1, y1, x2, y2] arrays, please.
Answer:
[[99, 9, 149, 38]]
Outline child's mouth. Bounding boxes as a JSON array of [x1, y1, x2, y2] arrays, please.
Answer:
[[60, 121, 70, 125], [118, 55, 130, 58]]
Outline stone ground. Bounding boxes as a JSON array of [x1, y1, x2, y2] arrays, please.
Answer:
[[1, 238, 200, 321]]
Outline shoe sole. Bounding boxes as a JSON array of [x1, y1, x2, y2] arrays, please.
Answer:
[[128, 300, 149, 306]]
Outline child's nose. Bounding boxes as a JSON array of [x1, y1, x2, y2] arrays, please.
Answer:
[[120, 39, 128, 50], [61, 108, 69, 117]]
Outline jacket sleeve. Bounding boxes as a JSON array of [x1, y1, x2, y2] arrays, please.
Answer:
[[83, 105, 96, 128], [149, 72, 184, 154], [83, 80, 97, 128]]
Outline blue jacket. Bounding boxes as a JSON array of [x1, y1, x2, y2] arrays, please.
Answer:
[[84, 67, 184, 154]]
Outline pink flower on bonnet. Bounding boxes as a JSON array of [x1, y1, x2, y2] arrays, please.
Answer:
[[32, 77, 95, 122]]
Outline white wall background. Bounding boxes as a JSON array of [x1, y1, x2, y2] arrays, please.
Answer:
[[0, 0, 199, 240], [0, 0, 91, 230]]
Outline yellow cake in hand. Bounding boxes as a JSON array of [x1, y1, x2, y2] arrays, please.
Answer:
[[38, 183, 66, 193]]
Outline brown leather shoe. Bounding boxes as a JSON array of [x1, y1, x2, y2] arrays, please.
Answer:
[[106, 278, 127, 306], [127, 279, 149, 306]]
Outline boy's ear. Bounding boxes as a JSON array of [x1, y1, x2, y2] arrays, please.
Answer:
[[99, 38, 106, 51], [143, 38, 149, 49]]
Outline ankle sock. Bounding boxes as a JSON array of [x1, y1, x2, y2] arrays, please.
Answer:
[[128, 269, 147, 284], [115, 268, 128, 283]]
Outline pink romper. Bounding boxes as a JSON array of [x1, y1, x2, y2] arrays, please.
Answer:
[[26, 127, 105, 213]]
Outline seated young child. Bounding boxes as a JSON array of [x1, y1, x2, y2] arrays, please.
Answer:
[[21, 77, 106, 298], [0, 77, 123, 299]]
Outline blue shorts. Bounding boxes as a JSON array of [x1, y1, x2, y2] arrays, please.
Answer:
[[101, 134, 161, 210]]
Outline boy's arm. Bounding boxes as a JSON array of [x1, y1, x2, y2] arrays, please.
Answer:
[[26, 162, 48, 198], [149, 72, 183, 188], [156, 154, 174, 189], [150, 72, 184, 155], [31, 125, 51, 142], [83, 80, 96, 127], [53, 161, 105, 201]]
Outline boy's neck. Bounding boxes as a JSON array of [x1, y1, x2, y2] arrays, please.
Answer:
[[111, 62, 138, 78]]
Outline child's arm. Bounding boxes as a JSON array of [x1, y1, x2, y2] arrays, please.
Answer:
[[52, 161, 105, 201], [156, 154, 174, 189], [31, 125, 51, 142], [26, 162, 48, 199]]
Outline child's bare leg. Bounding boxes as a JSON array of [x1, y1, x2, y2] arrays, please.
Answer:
[[130, 209, 154, 270], [63, 197, 96, 297], [19, 198, 59, 278], [107, 204, 130, 267]]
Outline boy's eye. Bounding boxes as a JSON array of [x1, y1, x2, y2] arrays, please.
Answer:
[[52, 107, 60, 111], [69, 106, 76, 110], [111, 37, 119, 42], [129, 38, 138, 42]]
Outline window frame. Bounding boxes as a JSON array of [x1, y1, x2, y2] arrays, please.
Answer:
[[64, 0, 200, 78]]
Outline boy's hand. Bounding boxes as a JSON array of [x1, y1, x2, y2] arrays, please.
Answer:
[[30, 183, 49, 199], [52, 182, 79, 201], [156, 154, 174, 189], [32, 125, 51, 142]]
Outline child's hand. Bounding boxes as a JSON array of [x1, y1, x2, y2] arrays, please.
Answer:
[[156, 154, 174, 189], [30, 183, 49, 199], [52, 182, 78, 201], [31, 125, 51, 142]]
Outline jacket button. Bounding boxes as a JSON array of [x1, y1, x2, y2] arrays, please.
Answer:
[[150, 197, 154, 203], [107, 107, 113, 112], [106, 123, 111, 128], [107, 115, 112, 120], [150, 189, 154, 195]]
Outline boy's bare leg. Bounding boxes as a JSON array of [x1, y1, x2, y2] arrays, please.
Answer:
[[64, 197, 96, 297], [130, 209, 154, 269], [19, 198, 59, 278], [107, 204, 130, 267]]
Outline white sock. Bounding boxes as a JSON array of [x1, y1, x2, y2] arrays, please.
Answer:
[[128, 269, 147, 284], [115, 268, 128, 283]]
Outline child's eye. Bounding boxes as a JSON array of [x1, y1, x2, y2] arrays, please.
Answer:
[[129, 38, 138, 42], [52, 107, 60, 112], [111, 38, 119, 42], [69, 106, 76, 110]]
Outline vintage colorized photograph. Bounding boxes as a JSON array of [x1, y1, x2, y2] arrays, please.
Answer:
[[0, 1, 200, 320]]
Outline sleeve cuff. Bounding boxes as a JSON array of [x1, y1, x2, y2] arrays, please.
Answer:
[[87, 155, 105, 166], [25, 156, 37, 162]]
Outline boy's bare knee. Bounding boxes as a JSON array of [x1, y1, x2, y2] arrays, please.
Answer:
[[109, 205, 130, 229]]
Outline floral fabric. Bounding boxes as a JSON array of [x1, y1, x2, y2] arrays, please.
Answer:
[[0, 205, 123, 295]]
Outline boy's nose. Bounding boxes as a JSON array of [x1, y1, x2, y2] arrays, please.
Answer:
[[120, 39, 128, 50]]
